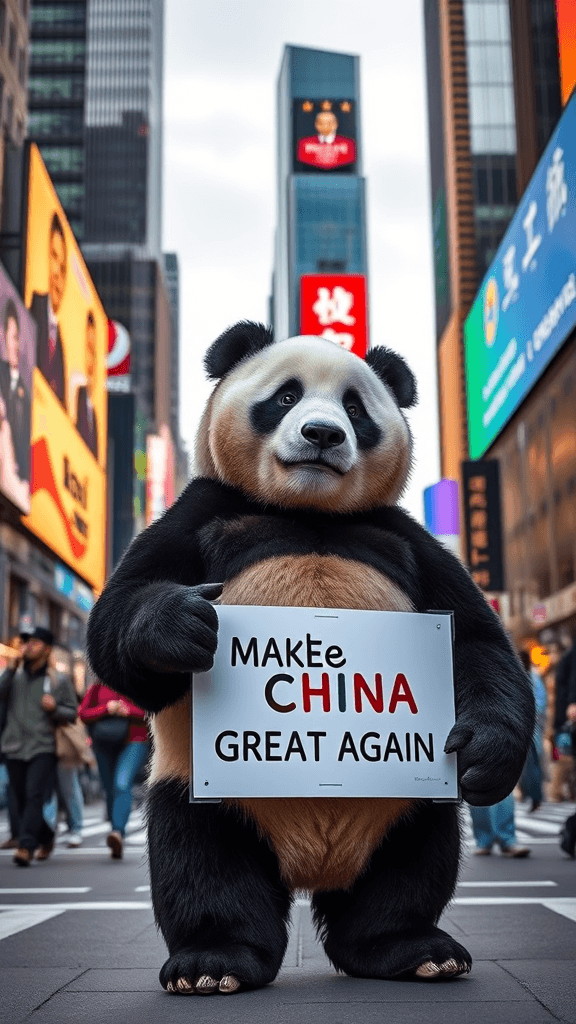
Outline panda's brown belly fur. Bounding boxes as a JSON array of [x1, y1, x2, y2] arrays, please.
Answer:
[[151, 554, 415, 891]]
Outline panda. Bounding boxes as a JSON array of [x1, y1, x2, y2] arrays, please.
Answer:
[[87, 321, 534, 996]]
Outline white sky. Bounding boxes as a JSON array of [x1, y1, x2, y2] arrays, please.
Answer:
[[162, 0, 440, 522]]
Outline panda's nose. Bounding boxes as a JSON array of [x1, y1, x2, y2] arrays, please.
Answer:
[[301, 421, 346, 449]]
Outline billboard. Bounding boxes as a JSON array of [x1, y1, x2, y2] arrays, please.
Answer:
[[556, 0, 576, 106], [300, 274, 368, 357], [0, 262, 36, 512], [22, 144, 108, 591], [423, 479, 460, 557], [146, 424, 174, 526], [462, 461, 504, 593], [293, 99, 356, 173], [464, 89, 576, 459]]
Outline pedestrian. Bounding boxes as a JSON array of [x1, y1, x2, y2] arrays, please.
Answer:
[[553, 639, 576, 858], [468, 794, 530, 857], [0, 626, 78, 866], [42, 646, 87, 847], [518, 649, 546, 812], [78, 682, 148, 860], [0, 636, 23, 850]]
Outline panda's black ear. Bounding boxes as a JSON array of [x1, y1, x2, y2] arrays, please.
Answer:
[[365, 346, 418, 408], [204, 321, 275, 380]]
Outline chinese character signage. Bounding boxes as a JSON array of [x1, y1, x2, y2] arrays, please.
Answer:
[[464, 89, 576, 459], [0, 261, 36, 513], [293, 99, 356, 173], [462, 460, 504, 592], [300, 274, 368, 357], [22, 144, 107, 592], [191, 605, 457, 800]]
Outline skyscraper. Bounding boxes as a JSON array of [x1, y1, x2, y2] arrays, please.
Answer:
[[82, 0, 163, 258], [273, 45, 368, 354], [27, 0, 86, 238]]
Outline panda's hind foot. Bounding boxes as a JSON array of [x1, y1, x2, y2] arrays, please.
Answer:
[[415, 958, 471, 980], [160, 946, 277, 995]]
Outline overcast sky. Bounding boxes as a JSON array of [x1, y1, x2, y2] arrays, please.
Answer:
[[162, 0, 439, 522]]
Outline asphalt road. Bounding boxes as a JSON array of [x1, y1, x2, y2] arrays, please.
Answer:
[[0, 798, 575, 1024]]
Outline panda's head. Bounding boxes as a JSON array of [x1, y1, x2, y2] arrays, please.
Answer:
[[196, 321, 417, 514]]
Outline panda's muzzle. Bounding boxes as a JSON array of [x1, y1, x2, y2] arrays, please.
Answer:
[[300, 421, 346, 449]]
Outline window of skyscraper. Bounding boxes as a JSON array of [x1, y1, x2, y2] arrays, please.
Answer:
[[293, 178, 364, 273], [39, 145, 84, 174], [54, 181, 84, 213], [30, 40, 85, 65], [28, 109, 84, 136], [31, 4, 86, 30], [28, 73, 84, 102], [464, 0, 516, 154]]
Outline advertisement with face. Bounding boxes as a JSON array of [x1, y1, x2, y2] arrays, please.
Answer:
[[0, 263, 36, 512], [293, 99, 357, 173], [22, 144, 108, 591]]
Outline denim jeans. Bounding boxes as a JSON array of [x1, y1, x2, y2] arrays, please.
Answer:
[[468, 795, 517, 850], [94, 741, 149, 836], [44, 764, 85, 834]]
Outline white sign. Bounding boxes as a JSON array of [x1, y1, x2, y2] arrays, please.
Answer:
[[191, 606, 458, 800]]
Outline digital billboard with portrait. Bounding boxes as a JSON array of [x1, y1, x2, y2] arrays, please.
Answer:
[[0, 262, 36, 513], [22, 144, 108, 591], [293, 99, 357, 174]]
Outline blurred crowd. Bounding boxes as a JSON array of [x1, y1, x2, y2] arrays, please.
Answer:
[[0, 627, 149, 866]]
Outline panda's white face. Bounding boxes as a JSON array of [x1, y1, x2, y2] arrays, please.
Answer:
[[197, 335, 413, 513]]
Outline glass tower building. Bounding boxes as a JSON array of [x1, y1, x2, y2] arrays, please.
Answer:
[[273, 45, 368, 342], [28, 0, 88, 240], [82, 0, 163, 259]]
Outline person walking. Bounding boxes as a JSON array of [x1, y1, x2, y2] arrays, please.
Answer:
[[43, 647, 88, 847], [0, 627, 77, 866], [468, 794, 531, 857], [554, 640, 576, 858], [78, 682, 148, 860], [518, 650, 546, 812]]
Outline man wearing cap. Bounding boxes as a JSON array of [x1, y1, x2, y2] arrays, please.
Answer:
[[0, 627, 77, 866]]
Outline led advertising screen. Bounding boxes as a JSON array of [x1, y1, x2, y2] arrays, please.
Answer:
[[300, 274, 368, 357], [0, 261, 36, 513], [22, 144, 108, 591], [293, 99, 356, 173], [464, 89, 576, 459]]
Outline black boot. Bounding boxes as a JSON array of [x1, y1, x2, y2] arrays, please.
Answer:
[[559, 813, 576, 859]]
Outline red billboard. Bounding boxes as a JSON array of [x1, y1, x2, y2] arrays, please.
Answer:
[[556, 0, 576, 105], [300, 274, 368, 358]]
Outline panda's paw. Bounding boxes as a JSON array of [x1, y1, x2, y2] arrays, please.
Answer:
[[444, 720, 527, 806], [415, 958, 471, 980], [165, 973, 240, 996], [160, 945, 274, 995]]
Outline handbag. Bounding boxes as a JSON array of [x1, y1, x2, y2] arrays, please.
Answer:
[[89, 716, 130, 750], [55, 718, 95, 767]]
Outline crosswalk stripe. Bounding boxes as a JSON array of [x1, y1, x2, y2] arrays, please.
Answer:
[[0, 908, 65, 940], [457, 880, 557, 887], [0, 888, 91, 894]]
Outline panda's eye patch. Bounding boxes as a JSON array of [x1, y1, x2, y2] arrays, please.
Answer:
[[250, 379, 303, 434], [343, 388, 381, 450]]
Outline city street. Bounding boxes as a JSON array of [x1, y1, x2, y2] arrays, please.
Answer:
[[0, 799, 575, 1023]]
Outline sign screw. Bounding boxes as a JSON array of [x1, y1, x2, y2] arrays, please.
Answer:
[[437, 624, 441, 629]]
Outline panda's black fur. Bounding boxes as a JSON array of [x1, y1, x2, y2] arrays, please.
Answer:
[[88, 322, 535, 994]]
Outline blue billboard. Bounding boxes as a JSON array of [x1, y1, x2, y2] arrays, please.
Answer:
[[464, 89, 576, 459]]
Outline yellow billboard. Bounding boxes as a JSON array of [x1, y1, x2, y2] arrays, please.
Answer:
[[22, 144, 107, 592]]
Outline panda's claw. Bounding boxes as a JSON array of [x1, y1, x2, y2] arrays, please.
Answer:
[[175, 976, 194, 993], [415, 958, 470, 979], [195, 974, 219, 994], [219, 974, 240, 993]]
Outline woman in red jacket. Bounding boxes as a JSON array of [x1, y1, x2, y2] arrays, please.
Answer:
[[79, 683, 148, 859]]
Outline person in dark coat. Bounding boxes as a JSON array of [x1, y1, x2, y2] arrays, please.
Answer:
[[75, 311, 98, 460], [29, 212, 67, 409], [0, 626, 78, 866], [554, 641, 576, 857], [0, 299, 31, 481]]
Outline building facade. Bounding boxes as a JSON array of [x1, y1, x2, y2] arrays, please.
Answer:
[[82, 0, 163, 260], [27, 0, 87, 239], [424, 0, 576, 643], [273, 45, 368, 348], [0, 0, 30, 222]]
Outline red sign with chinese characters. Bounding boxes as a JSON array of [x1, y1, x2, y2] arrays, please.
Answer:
[[297, 134, 356, 170], [300, 275, 368, 358]]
